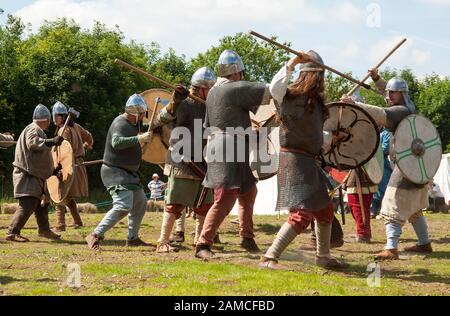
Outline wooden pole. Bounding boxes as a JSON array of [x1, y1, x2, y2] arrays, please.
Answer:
[[76, 159, 103, 167], [347, 38, 407, 96], [248, 30, 371, 90], [115, 59, 205, 104]]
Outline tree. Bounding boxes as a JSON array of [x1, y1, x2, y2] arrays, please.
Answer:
[[417, 74, 450, 152], [190, 32, 290, 83], [0, 17, 183, 194]]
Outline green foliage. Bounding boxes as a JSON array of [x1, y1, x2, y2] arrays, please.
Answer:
[[416, 74, 450, 151], [190, 32, 290, 82], [1, 16, 449, 195]]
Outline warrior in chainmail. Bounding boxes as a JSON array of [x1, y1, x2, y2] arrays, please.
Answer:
[[259, 52, 349, 270], [85, 94, 153, 250], [6, 104, 63, 242], [195, 50, 271, 259], [153, 67, 217, 253], [341, 69, 432, 260]]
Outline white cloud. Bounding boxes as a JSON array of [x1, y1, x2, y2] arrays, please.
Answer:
[[333, 2, 366, 24], [341, 41, 361, 57], [368, 36, 432, 68], [14, 0, 369, 58], [417, 0, 450, 5]]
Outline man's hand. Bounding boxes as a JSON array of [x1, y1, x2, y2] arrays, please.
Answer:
[[166, 84, 189, 114], [368, 68, 380, 82], [340, 95, 355, 104], [287, 52, 310, 71], [173, 85, 189, 103], [83, 142, 93, 150], [45, 135, 64, 147], [137, 131, 152, 145], [53, 163, 63, 178]]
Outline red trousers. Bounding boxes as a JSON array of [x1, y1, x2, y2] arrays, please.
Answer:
[[347, 193, 373, 238], [197, 185, 257, 246], [287, 203, 335, 234], [166, 202, 213, 219]]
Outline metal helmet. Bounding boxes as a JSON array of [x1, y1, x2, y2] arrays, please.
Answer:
[[385, 77, 416, 113], [217, 49, 245, 77], [33, 104, 51, 122], [191, 67, 217, 89], [52, 101, 68, 123], [299, 50, 325, 73], [125, 93, 148, 115], [386, 77, 408, 92]]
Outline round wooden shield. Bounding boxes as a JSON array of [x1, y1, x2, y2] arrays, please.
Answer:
[[46, 140, 75, 204], [362, 143, 384, 184], [250, 99, 277, 128], [393, 114, 442, 184], [250, 100, 280, 180], [323, 102, 380, 170], [140, 89, 172, 164]]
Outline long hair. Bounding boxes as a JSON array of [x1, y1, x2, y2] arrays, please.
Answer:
[[277, 71, 328, 123]]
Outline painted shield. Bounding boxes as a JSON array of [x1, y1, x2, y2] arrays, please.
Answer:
[[323, 102, 380, 170], [46, 140, 75, 204], [249, 100, 280, 180], [330, 168, 349, 184], [140, 89, 172, 164], [392, 114, 442, 184], [362, 143, 384, 184]]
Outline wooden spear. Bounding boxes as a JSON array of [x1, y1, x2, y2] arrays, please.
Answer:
[[248, 30, 371, 90]]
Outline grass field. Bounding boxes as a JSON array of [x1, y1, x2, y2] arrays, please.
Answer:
[[0, 211, 449, 296]]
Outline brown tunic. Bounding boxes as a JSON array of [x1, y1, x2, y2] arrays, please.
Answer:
[[58, 123, 93, 197], [12, 123, 53, 199]]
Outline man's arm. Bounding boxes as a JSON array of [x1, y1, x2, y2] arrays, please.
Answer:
[[0, 133, 14, 142], [111, 133, 140, 149], [269, 64, 293, 105], [76, 124, 94, 149]]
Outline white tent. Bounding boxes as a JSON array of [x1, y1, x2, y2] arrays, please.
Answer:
[[434, 154, 450, 204], [230, 175, 289, 216]]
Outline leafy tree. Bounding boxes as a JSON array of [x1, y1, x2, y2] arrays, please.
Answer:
[[190, 32, 290, 83], [417, 74, 450, 152]]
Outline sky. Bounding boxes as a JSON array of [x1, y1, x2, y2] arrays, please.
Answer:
[[1, 0, 450, 79]]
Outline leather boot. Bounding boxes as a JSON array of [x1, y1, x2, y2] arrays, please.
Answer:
[[374, 249, 399, 260], [54, 205, 66, 232], [403, 243, 433, 253], [86, 233, 103, 250], [240, 237, 260, 253], [195, 244, 215, 259], [258, 257, 290, 270], [67, 199, 83, 227], [38, 229, 61, 240]]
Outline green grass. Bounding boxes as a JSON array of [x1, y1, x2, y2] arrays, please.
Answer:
[[0, 212, 449, 296]]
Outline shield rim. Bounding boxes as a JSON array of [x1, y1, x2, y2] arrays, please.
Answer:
[[46, 140, 75, 204], [393, 114, 442, 185], [362, 143, 384, 184], [140, 88, 172, 164], [323, 102, 380, 170]]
